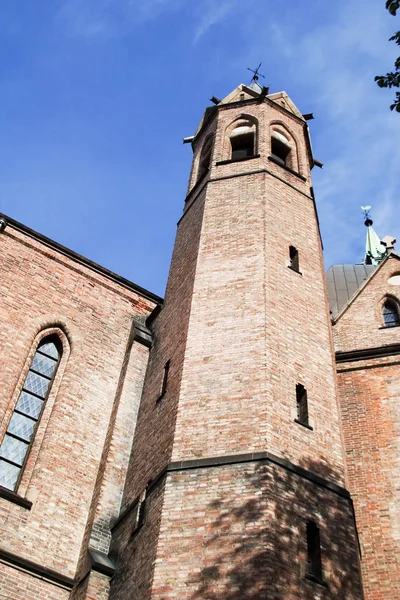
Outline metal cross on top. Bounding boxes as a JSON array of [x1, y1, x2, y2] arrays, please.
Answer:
[[247, 62, 265, 84]]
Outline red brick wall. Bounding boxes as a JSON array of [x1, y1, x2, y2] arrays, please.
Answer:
[[173, 100, 346, 481], [0, 224, 155, 590], [334, 255, 400, 599], [0, 562, 70, 600], [71, 570, 111, 600], [150, 462, 363, 599], [120, 185, 207, 508], [110, 94, 361, 598]]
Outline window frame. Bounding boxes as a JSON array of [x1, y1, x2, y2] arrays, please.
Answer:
[[382, 298, 400, 328], [0, 334, 63, 492], [305, 521, 325, 585], [289, 245, 300, 273], [295, 383, 313, 430]]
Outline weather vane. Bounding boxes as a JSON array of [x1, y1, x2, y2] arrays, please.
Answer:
[[247, 62, 265, 85], [361, 205, 373, 227]]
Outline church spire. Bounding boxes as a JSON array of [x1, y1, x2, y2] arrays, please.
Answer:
[[361, 206, 386, 265]]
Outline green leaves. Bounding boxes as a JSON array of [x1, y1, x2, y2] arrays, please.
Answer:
[[386, 0, 399, 16], [377, 2, 400, 111]]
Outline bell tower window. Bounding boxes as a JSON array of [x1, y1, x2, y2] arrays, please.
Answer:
[[269, 125, 299, 173], [231, 129, 255, 160], [226, 118, 257, 162], [271, 137, 291, 166]]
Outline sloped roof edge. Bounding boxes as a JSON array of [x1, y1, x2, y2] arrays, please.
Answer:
[[332, 253, 400, 325]]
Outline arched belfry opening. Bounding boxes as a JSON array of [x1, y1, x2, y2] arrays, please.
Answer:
[[270, 124, 298, 172], [226, 116, 257, 161]]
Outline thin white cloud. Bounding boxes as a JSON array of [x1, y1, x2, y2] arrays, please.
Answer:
[[56, 0, 184, 39], [56, 0, 240, 41], [192, 0, 240, 44], [262, 0, 400, 266]]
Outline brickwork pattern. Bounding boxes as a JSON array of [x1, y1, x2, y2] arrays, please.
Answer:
[[110, 480, 166, 600], [334, 256, 400, 599], [0, 226, 155, 588], [110, 93, 361, 598], [174, 100, 346, 481], [0, 562, 70, 600], [71, 570, 111, 600], [153, 463, 362, 599], [120, 187, 207, 508]]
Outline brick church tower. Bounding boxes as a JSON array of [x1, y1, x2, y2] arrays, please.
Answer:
[[108, 83, 364, 599]]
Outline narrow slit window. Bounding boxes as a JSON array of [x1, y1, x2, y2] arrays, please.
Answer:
[[289, 246, 299, 272], [382, 300, 400, 327], [296, 384, 309, 426], [271, 137, 290, 166], [306, 521, 323, 581], [0, 336, 61, 491], [158, 360, 170, 400], [133, 486, 148, 534], [231, 132, 254, 160], [137, 489, 147, 528]]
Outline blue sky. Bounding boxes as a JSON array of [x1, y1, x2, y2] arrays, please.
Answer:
[[0, 0, 399, 296]]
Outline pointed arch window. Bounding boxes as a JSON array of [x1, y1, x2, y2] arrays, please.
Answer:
[[382, 299, 400, 328], [0, 336, 62, 491]]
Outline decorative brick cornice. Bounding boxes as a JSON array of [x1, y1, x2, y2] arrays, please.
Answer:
[[0, 212, 162, 305], [112, 450, 351, 534], [0, 547, 75, 590], [335, 343, 400, 363]]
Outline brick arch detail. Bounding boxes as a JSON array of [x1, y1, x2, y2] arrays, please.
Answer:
[[378, 293, 400, 327], [270, 119, 301, 173], [223, 113, 259, 161]]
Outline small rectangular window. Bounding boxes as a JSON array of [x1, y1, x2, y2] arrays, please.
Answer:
[[306, 521, 323, 581], [289, 246, 299, 272], [296, 384, 309, 426], [133, 488, 147, 534], [157, 360, 170, 401], [137, 491, 147, 528]]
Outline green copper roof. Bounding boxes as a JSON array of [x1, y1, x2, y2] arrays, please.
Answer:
[[365, 224, 386, 265]]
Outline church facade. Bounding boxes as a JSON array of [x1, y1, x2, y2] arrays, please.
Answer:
[[0, 82, 398, 599]]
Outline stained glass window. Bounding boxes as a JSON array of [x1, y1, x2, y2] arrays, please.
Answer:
[[0, 337, 61, 491], [383, 300, 400, 328]]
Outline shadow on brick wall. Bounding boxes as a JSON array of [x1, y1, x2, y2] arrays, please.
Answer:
[[189, 459, 362, 600]]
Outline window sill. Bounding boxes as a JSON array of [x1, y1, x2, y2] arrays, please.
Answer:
[[0, 485, 32, 510], [288, 266, 302, 275], [268, 156, 307, 181], [294, 419, 313, 431], [216, 154, 260, 166], [379, 324, 400, 330], [305, 572, 327, 587]]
